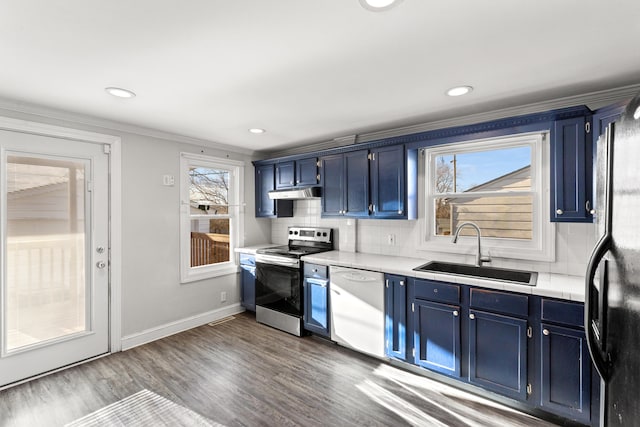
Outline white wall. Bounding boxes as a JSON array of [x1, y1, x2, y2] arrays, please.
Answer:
[[0, 106, 271, 339]]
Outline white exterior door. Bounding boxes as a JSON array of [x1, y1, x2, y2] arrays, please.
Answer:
[[0, 129, 110, 387]]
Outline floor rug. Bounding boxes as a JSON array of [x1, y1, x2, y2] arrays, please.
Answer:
[[65, 389, 221, 427]]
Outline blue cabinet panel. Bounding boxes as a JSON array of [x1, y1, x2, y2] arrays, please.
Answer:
[[255, 164, 293, 218], [469, 309, 528, 401], [275, 161, 295, 189], [371, 145, 405, 218], [240, 255, 256, 312], [540, 323, 591, 424], [303, 263, 330, 337], [385, 274, 407, 360], [344, 150, 370, 217], [551, 116, 592, 222], [469, 288, 528, 317], [320, 154, 345, 216], [296, 157, 318, 186], [413, 279, 460, 304], [414, 300, 461, 377]]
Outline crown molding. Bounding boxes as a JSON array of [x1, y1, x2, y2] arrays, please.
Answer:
[[0, 96, 257, 157], [263, 83, 640, 159]]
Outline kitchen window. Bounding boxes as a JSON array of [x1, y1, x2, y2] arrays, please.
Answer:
[[180, 153, 244, 283], [422, 132, 555, 261]]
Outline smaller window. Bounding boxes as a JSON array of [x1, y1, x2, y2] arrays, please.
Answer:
[[180, 153, 244, 282]]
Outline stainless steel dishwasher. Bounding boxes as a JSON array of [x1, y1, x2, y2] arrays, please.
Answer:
[[329, 266, 385, 358]]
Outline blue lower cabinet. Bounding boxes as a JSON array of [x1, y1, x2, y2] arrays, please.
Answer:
[[303, 277, 330, 337], [240, 254, 255, 312], [469, 309, 528, 401], [540, 323, 591, 424], [413, 300, 461, 377], [384, 275, 407, 360]]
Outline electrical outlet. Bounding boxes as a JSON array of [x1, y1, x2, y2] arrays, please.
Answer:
[[220, 291, 227, 303], [162, 174, 175, 186], [387, 234, 396, 245]]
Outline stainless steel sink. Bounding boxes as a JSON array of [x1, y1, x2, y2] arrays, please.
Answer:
[[413, 261, 537, 286]]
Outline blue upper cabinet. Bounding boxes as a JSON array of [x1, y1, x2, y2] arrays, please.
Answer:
[[275, 161, 295, 189], [320, 149, 369, 217], [296, 157, 319, 186], [256, 164, 276, 217], [320, 145, 416, 219], [551, 116, 593, 222], [255, 164, 293, 218], [371, 145, 406, 219]]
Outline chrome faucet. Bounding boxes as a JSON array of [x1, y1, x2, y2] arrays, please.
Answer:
[[452, 222, 491, 267]]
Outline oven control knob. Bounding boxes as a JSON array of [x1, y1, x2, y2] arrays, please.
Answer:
[[316, 232, 320, 236], [323, 232, 327, 236], [289, 230, 293, 235], [294, 231, 299, 235]]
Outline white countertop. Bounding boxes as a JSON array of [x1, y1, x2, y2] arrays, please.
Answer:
[[301, 250, 586, 303]]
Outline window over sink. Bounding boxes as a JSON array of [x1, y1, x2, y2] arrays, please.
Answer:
[[421, 132, 555, 261], [180, 153, 244, 283]]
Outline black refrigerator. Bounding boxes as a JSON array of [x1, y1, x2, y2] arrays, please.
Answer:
[[586, 91, 640, 427]]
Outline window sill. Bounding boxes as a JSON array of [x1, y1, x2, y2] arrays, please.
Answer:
[[181, 264, 240, 284]]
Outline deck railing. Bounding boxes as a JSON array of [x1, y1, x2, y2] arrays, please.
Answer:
[[190, 232, 230, 267]]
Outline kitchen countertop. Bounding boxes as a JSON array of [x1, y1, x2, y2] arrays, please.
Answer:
[[301, 250, 586, 303], [235, 245, 586, 302]]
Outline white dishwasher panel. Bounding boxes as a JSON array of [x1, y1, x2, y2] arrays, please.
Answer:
[[329, 266, 385, 358]]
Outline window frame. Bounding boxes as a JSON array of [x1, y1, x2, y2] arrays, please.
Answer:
[[419, 132, 555, 262], [180, 152, 244, 283]]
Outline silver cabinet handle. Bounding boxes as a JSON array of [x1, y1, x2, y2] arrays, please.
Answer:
[[556, 209, 564, 215], [96, 261, 106, 269], [586, 200, 596, 215], [400, 281, 404, 287], [453, 310, 459, 317], [543, 329, 550, 336], [398, 210, 403, 214], [469, 313, 475, 320]]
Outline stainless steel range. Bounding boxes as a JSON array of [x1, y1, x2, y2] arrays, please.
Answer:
[[255, 226, 333, 336]]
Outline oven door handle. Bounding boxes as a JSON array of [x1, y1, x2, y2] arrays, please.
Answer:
[[255, 254, 300, 268], [306, 278, 328, 288]]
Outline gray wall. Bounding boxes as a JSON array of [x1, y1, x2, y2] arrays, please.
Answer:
[[0, 104, 271, 338]]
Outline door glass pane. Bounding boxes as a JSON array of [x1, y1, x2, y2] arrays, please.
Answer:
[[5, 155, 87, 352]]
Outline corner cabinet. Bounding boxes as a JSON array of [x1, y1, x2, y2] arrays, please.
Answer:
[[255, 164, 293, 218], [384, 274, 407, 361], [303, 263, 330, 337], [551, 116, 593, 222]]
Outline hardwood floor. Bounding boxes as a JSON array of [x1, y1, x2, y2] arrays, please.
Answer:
[[0, 313, 561, 427]]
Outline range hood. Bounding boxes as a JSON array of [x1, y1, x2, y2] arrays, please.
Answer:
[[268, 186, 321, 200]]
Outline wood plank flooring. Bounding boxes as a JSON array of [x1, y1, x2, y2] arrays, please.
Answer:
[[0, 313, 562, 427]]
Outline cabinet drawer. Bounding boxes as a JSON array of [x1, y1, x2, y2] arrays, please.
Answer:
[[541, 299, 584, 328], [304, 263, 328, 279], [239, 254, 255, 266], [413, 279, 460, 304], [470, 288, 528, 317]]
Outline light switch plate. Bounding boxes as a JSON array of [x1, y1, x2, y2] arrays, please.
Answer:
[[162, 175, 175, 186]]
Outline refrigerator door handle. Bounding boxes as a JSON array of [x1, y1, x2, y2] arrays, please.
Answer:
[[585, 233, 612, 381]]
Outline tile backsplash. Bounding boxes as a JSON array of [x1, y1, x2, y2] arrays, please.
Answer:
[[271, 199, 596, 277]]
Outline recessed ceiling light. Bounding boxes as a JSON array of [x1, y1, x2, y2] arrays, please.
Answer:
[[359, 0, 403, 12], [105, 87, 136, 98], [446, 86, 474, 97], [249, 128, 266, 134]]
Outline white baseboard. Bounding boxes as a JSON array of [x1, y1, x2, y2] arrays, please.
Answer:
[[121, 303, 245, 351]]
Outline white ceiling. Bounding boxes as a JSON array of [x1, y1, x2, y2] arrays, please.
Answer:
[[2, 1, 640, 153]]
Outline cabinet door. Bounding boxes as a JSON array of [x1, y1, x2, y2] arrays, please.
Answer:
[[591, 104, 624, 216], [303, 277, 330, 337], [540, 323, 591, 424], [320, 154, 345, 216], [413, 300, 461, 377], [469, 310, 528, 401], [344, 150, 370, 217], [296, 157, 318, 186], [371, 145, 405, 218], [255, 164, 275, 217], [385, 275, 406, 360], [240, 264, 256, 312], [275, 161, 295, 189], [551, 117, 591, 222]]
